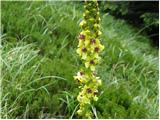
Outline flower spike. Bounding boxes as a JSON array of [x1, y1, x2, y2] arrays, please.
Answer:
[[74, 0, 104, 118]]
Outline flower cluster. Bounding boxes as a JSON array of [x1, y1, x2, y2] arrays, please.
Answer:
[[74, 0, 104, 118]]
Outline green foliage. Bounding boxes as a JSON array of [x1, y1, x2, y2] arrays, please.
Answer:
[[100, 1, 159, 47], [1, 1, 158, 119], [141, 13, 159, 27], [95, 84, 147, 119], [100, 1, 129, 15]]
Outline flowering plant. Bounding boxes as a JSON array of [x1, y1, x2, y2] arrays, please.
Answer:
[[74, 0, 104, 118]]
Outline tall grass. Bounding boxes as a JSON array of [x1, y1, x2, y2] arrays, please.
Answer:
[[1, 1, 158, 119]]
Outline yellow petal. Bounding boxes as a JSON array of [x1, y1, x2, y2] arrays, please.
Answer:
[[90, 45, 95, 52], [73, 76, 77, 80], [84, 30, 90, 35], [95, 39, 100, 44], [99, 44, 104, 51], [82, 53, 87, 60], [85, 62, 90, 68], [76, 48, 82, 56], [97, 80, 102, 86], [93, 53, 99, 58], [84, 39, 90, 46], [78, 41, 83, 47], [90, 65, 95, 71], [79, 20, 86, 27], [77, 94, 83, 102]]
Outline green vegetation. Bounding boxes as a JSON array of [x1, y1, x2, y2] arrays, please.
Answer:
[[1, 1, 158, 119], [100, 1, 159, 47]]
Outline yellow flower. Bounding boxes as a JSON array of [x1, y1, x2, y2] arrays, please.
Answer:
[[99, 44, 104, 51], [94, 45, 104, 53], [90, 39, 104, 54], [77, 93, 90, 104], [82, 54, 88, 60], [74, 71, 86, 84], [90, 38, 100, 45], [79, 32, 85, 39], [85, 58, 98, 71], [75, 0, 104, 118], [84, 39, 90, 46], [76, 48, 82, 56], [76, 47, 88, 60], [78, 40, 84, 48], [93, 53, 99, 59], [80, 20, 87, 28], [84, 30, 90, 35]]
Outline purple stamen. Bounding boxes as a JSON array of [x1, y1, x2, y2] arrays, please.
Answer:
[[80, 71, 84, 76], [94, 47, 99, 52], [79, 34, 85, 39], [82, 48, 87, 52], [86, 88, 92, 94], [90, 60, 95, 65], [90, 38, 96, 44]]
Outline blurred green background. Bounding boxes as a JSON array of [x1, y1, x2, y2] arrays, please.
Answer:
[[1, 1, 159, 119]]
